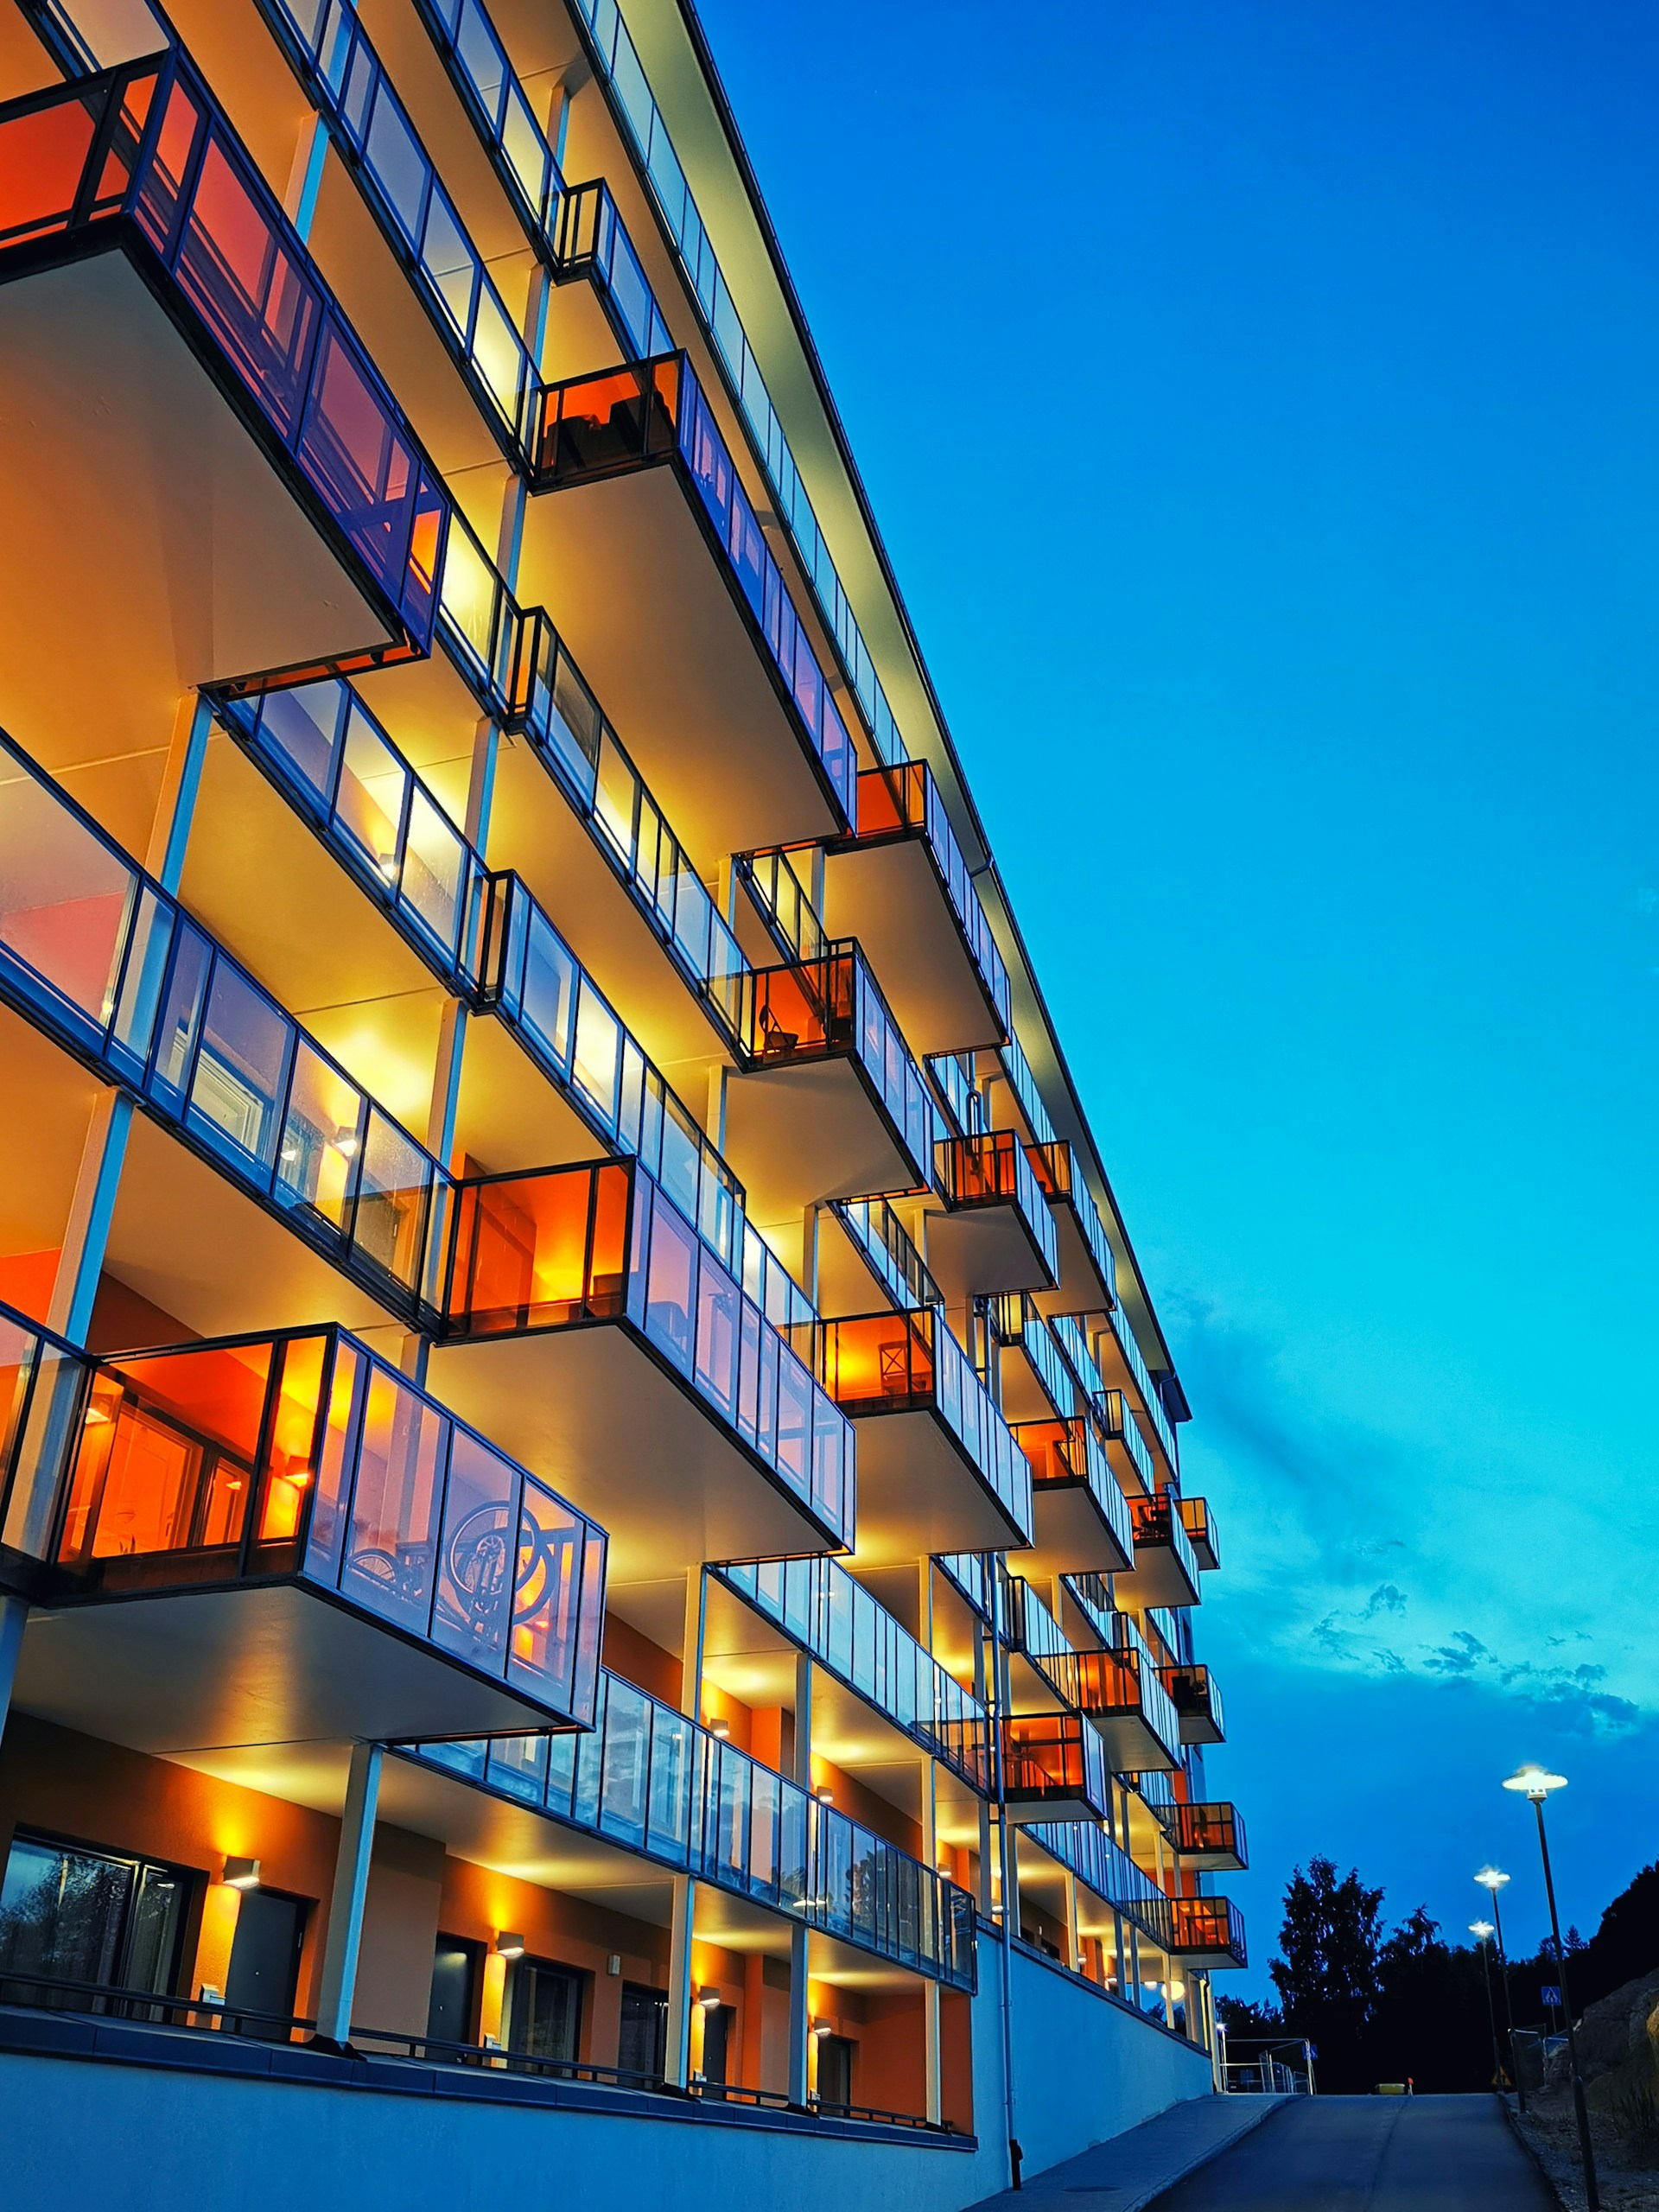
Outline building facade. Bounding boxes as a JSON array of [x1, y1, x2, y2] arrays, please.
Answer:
[[0, 0, 1246, 2196]]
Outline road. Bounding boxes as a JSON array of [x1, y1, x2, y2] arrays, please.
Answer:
[[1151, 2094, 1554, 2209]]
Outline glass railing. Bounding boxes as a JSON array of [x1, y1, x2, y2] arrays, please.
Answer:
[[815, 1307, 1033, 1544], [713, 1558, 989, 1794], [54, 1323, 607, 1720], [217, 684, 487, 994], [1009, 1415, 1135, 1567], [1178, 1494, 1220, 1569], [0, 54, 444, 663], [925, 1050, 982, 1141], [1001, 1713, 1110, 1821], [1047, 1310, 1101, 1409], [999, 1031, 1056, 1147], [933, 1550, 993, 1625], [566, 0, 909, 772], [0, 1303, 92, 1567], [1001, 1569, 1071, 1667], [1163, 1664, 1224, 1740], [992, 1295, 1075, 1418], [1062, 1569, 1116, 1649], [442, 1156, 849, 1545], [734, 846, 827, 967], [505, 603, 748, 1041], [827, 1196, 940, 1313], [401, 1673, 977, 1989], [553, 176, 673, 359], [1100, 1387, 1156, 1493], [1173, 1802, 1248, 1866], [0, 732, 448, 1322], [742, 943, 935, 1185], [842, 765, 1009, 1035], [1104, 1301, 1178, 1468], [1168, 1897, 1247, 1966], [534, 354, 856, 826], [409, 0, 563, 240], [936, 1132, 1058, 1281], [258, 0, 536, 453], [1024, 1142, 1117, 1305], [1128, 1491, 1201, 1599], [1024, 1820, 1170, 1948]]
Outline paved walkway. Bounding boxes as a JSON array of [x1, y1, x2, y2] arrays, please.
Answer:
[[1147, 2094, 1557, 2209], [971, 2094, 1287, 2212]]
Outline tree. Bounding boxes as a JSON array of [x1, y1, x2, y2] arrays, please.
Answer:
[[1270, 1858, 1385, 2090], [1576, 1863, 1659, 2009]]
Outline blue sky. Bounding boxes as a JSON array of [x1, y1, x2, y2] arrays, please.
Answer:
[[694, 0, 1659, 1986]]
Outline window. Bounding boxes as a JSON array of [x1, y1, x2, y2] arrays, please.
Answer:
[[506, 1955, 582, 2063], [0, 1831, 192, 2014]]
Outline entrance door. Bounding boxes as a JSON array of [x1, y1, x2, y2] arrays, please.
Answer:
[[427, 1936, 482, 2047], [699, 1999, 734, 2090], [817, 2031, 855, 2111], [0, 1831, 190, 2016], [224, 1888, 307, 2039], [506, 1956, 582, 2063], [617, 1981, 667, 2079]]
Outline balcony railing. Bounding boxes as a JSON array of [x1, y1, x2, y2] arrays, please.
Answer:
[[534, 354, 856, 827], [734, 846, 826, 969], [1009, 1415, 1135, 1570], [0, 1303, 91, 1573], [1023, 1141, 1117, 1305], [1062, 1569, 1116, 1649], [441, 1157, 850, 1547], [401, 1672, 977, 1990], [1000, 1713, 1111, 1822], [1023, 1819, 1172, 1950], [1178, 1494, 1221, 1571], [1162, 1663, 1225, 1744], [816, 1308, 1033, 1545], [1103, 1301, 1179, 1470], [925, 1049, 981, 1142], [991, 1294, 1075, 1421], [999, 1031, 1056, 1147], [0, 54, 443, 671], [741, 943, 936, 1187], [825, 1197, 941, 1314], [836, 765, 1010, 1037], [933, 1549, 994, 1625], [1172, 1802, 1249, 1869], [1128, 1491, 1202, 1599], [1167, 1896, 1249, 1968], [44, 1322, 606, 1723], [935, 1132, 1058, 1283], [713, 1557, 989, 1795], [1100, 1387, 1156, 1494], [410, 0, 563, 239]]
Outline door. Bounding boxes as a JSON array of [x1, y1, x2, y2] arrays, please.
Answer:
[[699, 1999, 733, 2090], [0, 1831, 190, 2016], [427, 1936, 482, 2047], [506, 1956, 582, 2064], [223, 1888, 307, 2039], [817, 2031, 854, 2111], [617, 1980, 667, 2079]]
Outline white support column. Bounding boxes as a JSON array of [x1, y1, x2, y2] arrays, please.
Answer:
[[974, 1616, 996, 1916], [1065, 1867, 1081, 1974], [665, 1873, 696, 2089], [920, 1752, 943, 2123], [283, 114, 330, 238], [787, 1649, 812, 2106], [313, 1740, 383, 2048]]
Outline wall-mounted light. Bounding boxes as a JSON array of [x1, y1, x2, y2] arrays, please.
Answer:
[[494, 1931, 524, 1959], [222, 1856, 261, 1890], [810, 2016, 832, 2039], [936, 1859, 953, 1878], [332, 1125, 360, 1160], [697, 1985, 721, 2011], [815, 1785, 834, 1806], [607, 1955, 622, 1977], [709, 1719, 730, 1742]]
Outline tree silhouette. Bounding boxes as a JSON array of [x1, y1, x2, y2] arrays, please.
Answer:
[[1270, 1858, 1385, 2090]]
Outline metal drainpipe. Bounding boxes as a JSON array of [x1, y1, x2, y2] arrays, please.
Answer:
[[988, 1566, 1020, 2188]]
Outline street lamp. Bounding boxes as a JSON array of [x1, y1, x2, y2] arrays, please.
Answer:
[[1469, 1921, 1503, 2091], [1475, 1865, 1524, 2112], [1504, 1765, 1598, 2212]]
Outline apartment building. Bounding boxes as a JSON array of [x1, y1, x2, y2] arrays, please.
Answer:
[[0, 0, 1247, 2200]]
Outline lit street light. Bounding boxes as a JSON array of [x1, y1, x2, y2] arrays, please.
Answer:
[[1475, 1864, 1523, 2112], [1504, 1765, 1598, 2212], [1469, 1921, 1504, 2091]]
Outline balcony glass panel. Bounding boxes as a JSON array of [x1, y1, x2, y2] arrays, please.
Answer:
[[411, 0, 561, 239], [933, 1549, 992, 1624], [0, 1304, 90, 1564], [1168, 1896, 1248, 1966], [936, 1133, 1058, 1281], [554, 177, 672, 360], [1105, 1301, 1178, 1467], [1001, 1713, 1110, 1819], [999, 1031, 1056, 1147], [734, 847, 825, 967], [1164, 1662, 1224, 1738], [1011, 1416, 1132, 1563], [48, 1325, 605, 1717], [827, 1197, 940, 1313], [816, 1306, 1032, 1542], [925, 1050, 982, 1141], [1100, 1387, 1156, 1492], [1129, 1490, 1201, 1594], [399, 1668, 976, 1988], [1173, 1802, 1248, 1866], [1024, 1141, 1117, 1304], [993, 1295, 1073, 1418], [715, 1557, 989, 1793], [849, 765, 1009, 1033], [1024, 1819, 1170, 1948]]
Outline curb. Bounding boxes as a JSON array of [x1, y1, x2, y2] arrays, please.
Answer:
[[1125, 2095, 1292, 2211], [1498, 2092, 1571, 2211]]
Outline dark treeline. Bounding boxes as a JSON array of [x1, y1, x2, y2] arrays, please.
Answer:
[[1217, 1856, 1659, 2094]]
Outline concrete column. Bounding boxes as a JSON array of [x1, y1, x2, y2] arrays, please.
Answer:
[[920, 1754, 943, 2122], [974, 1616, 996, 1916], [147, 695, 214, 893], [681, 1567, 706, 1719], [283, 114, 329, 238], [313, 1740, 383, 2049], [47, 1094, 134, 1345], [1065, 1867, 1081, 1974], [665, 1872, 696, 2088], [787, 1649, 812, 2105]]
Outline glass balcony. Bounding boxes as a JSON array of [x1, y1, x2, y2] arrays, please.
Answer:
[[531, 353, 857, 841], [30, 1322, 605, 1744], [1172, 1802, 1248, 1872], [1023, 1142, 1117, 1310], [1096, 1299, 1179, 1474], [1001, 1712, 1112, 1825], [1022, 1818, 1172, 1952], [821, 762, 1009, 1053], [925, 1049, 981, 1142], [815, 1306, 1033, 1560], [1117, 1491, 1202, 1611], [928, 1131, 1058, 1303], [1162, 1662, 1225, 1746], [1003, 1578, 1179, 1775], [991, 1294, 1075, 1424], [0, 731, 448, 1326], [1061, 1568, 1116, 1651], [0, 52, 444, 689], [933, 1549, 994, 1625], [714, 1557, 990, 1795], [1167, 1896, 1248, 1969], [430, 1155, 853, 1575], [823, 1197, 941, 1314], [0, 1302, 92, 1580], [1179, 1493, 1220, 1572], [397, 1670, 978, 1991], [1009, 1414, 1135, 1577], [1098, 1386, 1156, 1496], [725, 943, 936, 1225], [999, 1031, 1056, 1147]]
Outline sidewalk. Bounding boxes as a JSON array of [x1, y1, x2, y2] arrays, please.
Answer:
[[970, 2094, 1289, 2212]]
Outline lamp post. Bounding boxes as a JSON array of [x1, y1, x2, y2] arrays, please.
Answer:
[[1475, 1865, 1523, 2112], [1504, 1765, 1598, 2212], [1469, 1921, 1503, 2091]]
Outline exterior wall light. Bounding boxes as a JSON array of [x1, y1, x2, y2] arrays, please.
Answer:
[[222, 1856, 261, 1889], [810, 2016, 832, 2039], [494, 1931, 525, 1958], [697, 1985, 721, 2010], [709, 1719, 730, 1741]]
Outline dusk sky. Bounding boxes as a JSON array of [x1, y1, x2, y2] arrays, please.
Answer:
[[696, 0, 1659, 1989]]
